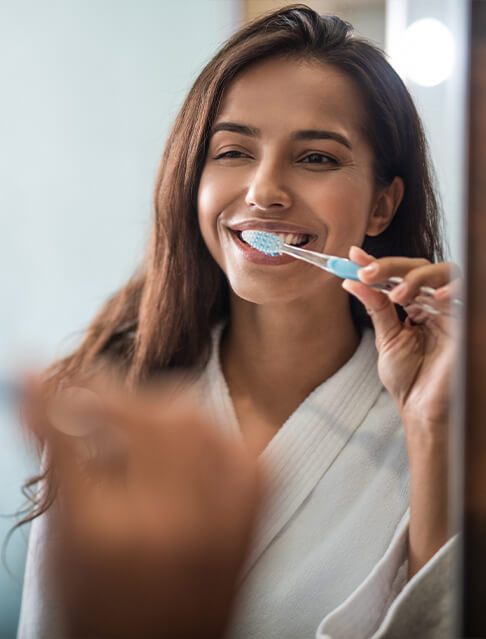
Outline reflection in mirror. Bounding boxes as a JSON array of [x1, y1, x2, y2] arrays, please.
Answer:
[[0, 2, 468, 638]]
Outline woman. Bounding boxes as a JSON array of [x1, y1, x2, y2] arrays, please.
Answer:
[[18, 6, 457, 639]]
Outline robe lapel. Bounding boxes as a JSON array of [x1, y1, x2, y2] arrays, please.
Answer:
[[244, 331, 382, 576], [201, 327, 383, 578]]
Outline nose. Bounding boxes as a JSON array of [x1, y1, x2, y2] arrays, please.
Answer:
[[245, 159, 292, 212]]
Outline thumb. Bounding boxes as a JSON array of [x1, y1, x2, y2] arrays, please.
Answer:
[[342, 278, 402, 350]]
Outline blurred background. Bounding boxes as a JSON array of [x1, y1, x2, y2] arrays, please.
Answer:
[[0, 0, 468, 635]]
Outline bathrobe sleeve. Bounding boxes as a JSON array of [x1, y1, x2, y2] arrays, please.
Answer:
[[316, 513, 457, 639]]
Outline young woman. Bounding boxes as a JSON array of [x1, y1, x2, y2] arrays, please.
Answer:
[[18, 6, 458, 639]]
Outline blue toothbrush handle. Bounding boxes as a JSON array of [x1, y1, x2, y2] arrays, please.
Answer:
[[325, 256, 460, 317], [282, 244, 462, 317], [325, 257, 362, 281]]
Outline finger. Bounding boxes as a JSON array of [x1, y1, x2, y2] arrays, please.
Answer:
[[434, 277, 463, 302], [84, 371, 199, 443], [44, 385, 128, 473], [191, 432, 262, 531], [403, 304, 433, 325], [360, 257, 430, 284], [54, 373, 171, 464], [26, 376, 130, 488], [21, 378, 88, 497], [349, 245, 375, 267], [43, 373, 215, 498], [389, 263, 457, 306], [20, 376, 81, 453], [360, 261, 456, 308], [53, 372, 236, 506], [48, 387, 104, 437], [241, 422, 274, 460], [358, 256, 431, 286], [342, 279, 402, 349]]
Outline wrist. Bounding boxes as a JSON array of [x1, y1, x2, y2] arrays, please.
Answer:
[[407, 434, 450, 578], [401, 414, 449, 449], [406, 433, 449, 478]]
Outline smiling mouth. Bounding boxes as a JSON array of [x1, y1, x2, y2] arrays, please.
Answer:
[[236, 230, 312, 248]]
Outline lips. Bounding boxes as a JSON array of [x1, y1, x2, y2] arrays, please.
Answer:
[[226, 221, 316, 265]]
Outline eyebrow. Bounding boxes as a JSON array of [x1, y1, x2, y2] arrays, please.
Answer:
[[210, 122, 352, 150], [293, 129, 352, 150], [211, 122, 259, 138]]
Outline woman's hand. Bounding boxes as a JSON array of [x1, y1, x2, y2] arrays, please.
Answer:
[[23, 375, 260, 639], [342, 245, 461, 578], [342, 245, 461, 438]]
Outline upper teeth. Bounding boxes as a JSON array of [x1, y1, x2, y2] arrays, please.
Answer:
[[240, 231, 308, 246], [277, 232, 308, 246]]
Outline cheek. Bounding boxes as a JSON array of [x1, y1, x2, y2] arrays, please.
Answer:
[[197, 169, 226, 268], [197, 166, 229, 230], [317, 176, 373, 227], [197, 169, 214, 217], [197, 170, 216, 236], [197, 169, 211, 222]]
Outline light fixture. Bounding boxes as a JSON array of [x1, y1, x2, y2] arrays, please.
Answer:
[[398, 18, 455, 87]]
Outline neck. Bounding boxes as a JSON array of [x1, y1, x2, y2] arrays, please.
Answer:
[[221, 287, 360, 429]]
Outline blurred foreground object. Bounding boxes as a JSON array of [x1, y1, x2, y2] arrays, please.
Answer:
[[23, 376, 260, 639]]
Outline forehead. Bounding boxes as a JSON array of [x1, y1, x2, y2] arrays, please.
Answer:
[[216, 56, 368, 140]]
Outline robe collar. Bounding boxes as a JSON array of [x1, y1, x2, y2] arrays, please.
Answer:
[[202, 325, 383, 576]]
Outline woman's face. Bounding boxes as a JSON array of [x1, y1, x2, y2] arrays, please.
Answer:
[[198, 56, 385, 305]]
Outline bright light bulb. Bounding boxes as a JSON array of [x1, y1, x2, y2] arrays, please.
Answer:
[[398, 18, 455, 87]]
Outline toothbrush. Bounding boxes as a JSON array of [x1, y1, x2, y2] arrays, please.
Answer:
[[241, 230, 461, 316]]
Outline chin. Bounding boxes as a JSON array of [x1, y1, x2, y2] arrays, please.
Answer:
[[228, 277, 303, 306]]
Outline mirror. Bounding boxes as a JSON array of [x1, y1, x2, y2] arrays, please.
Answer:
[[0, 1, 468, 636]]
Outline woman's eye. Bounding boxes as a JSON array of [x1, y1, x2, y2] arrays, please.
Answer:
[[301, 153, 336, 165], [214, 150, 248, 159]]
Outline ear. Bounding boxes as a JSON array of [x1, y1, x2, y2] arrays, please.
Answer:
[[366, 176, 404, 236]]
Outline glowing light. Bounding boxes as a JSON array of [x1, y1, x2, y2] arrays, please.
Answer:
[[398, 18, 455, 87]]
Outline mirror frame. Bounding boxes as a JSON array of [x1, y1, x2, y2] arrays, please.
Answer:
[[462, 0, 486, 635]]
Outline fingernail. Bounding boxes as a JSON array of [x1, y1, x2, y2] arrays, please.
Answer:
[[434, 286, 449, 300], [362, 263, 378, 275], [342, 280, 356, 294]]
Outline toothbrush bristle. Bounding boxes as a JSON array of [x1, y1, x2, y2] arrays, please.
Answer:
[[240, 230, 283, 256]]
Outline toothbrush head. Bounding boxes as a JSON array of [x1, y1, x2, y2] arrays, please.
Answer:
[[240, 230, 284, 256]]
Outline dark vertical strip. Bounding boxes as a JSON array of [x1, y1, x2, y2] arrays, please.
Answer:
[[463, 1, 486, 636]]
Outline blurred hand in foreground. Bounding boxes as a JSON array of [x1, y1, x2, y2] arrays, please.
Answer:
[[23, 375, 261, 639]]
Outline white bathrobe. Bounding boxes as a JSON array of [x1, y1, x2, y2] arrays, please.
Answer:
[[17, 327, 454, 639]]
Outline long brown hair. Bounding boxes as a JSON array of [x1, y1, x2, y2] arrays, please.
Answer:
[[20, 4, 444, 523]]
